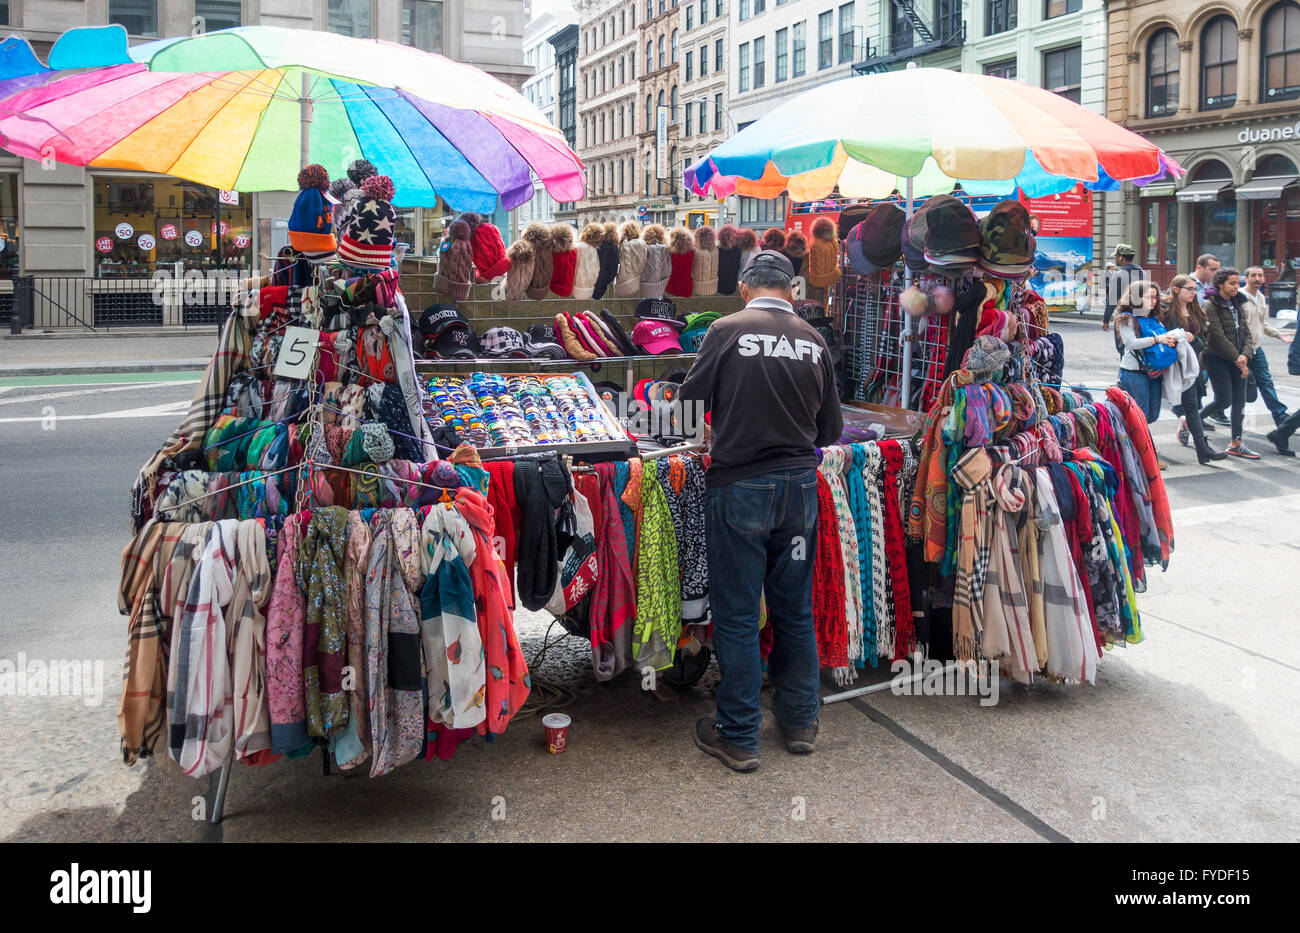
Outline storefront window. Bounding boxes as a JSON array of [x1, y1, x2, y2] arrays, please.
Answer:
[[1196, 197, 1237, 267], [1258, 189, 1300, 274], [1165, 205, 1178, 266], [110, 0, 158, 36], [0, 173, 18, 279], [93, 176, 253, 278], [1145, 203, 1158, 264], [329, 0, 371, 38]]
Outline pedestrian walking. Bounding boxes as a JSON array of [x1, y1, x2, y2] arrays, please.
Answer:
[[1102, 244, 1147, 332], [1192, 253, 1221, 302], [1200, 266, 1260, 459], [678, 250, 843, 772], [1114, 280, 1179, 469], [1238, 266, 1293, 428], [1162, 275, 1227, 464]]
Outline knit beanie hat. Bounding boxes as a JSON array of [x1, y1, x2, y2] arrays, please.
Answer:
[[806, 217, 842, 289], [463, 212, 512, 282], [523, 222, 553, 300], [548, 223, 577, 298], [337, 175, 397, 270], [592, 222, 621, 301], [504, 238, 534, 301], [716, 224, 743, 296], [287, 163, 336, 261], [435, 219, 475, 302], [572, 223, 603, 300], [615, 221, 647, 297], [691, 225, 719, 297], [665, 227, 695, 299], [782, 228, 808, 278], [761, 226, 787, 254], [640, 224, 670, 298], [736, 227, 759, 274]]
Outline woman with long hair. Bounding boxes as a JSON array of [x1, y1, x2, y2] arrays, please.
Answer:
[[1115, 279, 1179, 468], [1200, 266, 1260, 459], [1161, 274, 1226, 463]]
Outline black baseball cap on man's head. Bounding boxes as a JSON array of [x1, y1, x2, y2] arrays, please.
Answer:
[[741, 248, 796, 280]]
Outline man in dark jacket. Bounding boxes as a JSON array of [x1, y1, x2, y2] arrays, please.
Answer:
[[1102, 244, 1147, 332], [679, 250, 843, 772]]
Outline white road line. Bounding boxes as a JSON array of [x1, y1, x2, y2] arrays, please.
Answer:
[[0, 379, 199, 390], [0, 382, 181, 407], [1170, 492, 1300, 526], [0, 400, 188, 424]]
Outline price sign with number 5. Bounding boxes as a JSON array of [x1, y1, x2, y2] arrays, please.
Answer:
[[274, 326, 320, 380]]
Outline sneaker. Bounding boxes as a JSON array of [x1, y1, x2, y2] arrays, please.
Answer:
[[694, 718, 759, 772], [1266, 430, 1296, 457], [1177, 417, 1190, 447], [1202, 420, 1217, 433], [781, 720, 819, 754], [1226, 443, 1261, 460], [1205, 413, 1230, 427]]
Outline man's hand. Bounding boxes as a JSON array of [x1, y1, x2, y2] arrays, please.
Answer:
[[1101, 320, 1110, 332]]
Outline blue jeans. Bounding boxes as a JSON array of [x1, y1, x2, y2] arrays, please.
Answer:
[[706, 468, 821, 755], [1118, 368, 1162, 424], [1250, 347, 1289, 424]]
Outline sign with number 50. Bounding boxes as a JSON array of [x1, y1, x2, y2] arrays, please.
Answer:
[[273, 326, 320, 380]]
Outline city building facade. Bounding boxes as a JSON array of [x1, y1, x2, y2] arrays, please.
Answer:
[[522, 3, 579, 229], [675, 0, 729, 226], [1104, 0, 1300, 285], [572, 0, 642, 226], [636, 0, 683, 227], [0, 0, 528, 282]]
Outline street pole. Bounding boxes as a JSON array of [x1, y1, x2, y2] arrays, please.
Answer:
[[299, 71, 312, 169], [900, 175, 914, 410]]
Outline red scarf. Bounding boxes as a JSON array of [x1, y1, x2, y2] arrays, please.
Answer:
[[812, 473, 848, 668]]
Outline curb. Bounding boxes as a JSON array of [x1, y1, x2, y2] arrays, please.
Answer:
[[0, 360, 209, 377]]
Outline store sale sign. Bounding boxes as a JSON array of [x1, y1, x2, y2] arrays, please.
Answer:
[[210, 221, 229, 235], [184, 230, 204, 247], [160, 224, 178, 240], [137, 234, 156, 250], [96, 237, 114, 254], [114, 222, 134, 240], [234, 233, 250, 249]]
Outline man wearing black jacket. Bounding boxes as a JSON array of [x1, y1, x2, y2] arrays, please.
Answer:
[[679, 250, 843, 772]]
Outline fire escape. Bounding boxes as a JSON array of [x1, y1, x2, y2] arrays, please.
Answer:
[[854, 0, 965, 74]]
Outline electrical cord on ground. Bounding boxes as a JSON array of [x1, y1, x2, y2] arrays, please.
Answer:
[[516, 617, 579, 719]]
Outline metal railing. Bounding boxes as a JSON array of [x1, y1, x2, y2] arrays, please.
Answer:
[[4, 274, 241, 332]]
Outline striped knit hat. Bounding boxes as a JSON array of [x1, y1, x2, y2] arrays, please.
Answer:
[[337, 175, 397, 270]]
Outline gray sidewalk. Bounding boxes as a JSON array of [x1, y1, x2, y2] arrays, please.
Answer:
[[0, 329, 218, 377]]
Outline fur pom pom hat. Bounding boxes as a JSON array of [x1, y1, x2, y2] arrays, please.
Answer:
[[548, 223, 577, 298], [716, 223, 743, 295], [504, 238, 535, 301], [593, 222, 621, 300], [523, 222, 553, 300], [640, 224, 670, 298], [782, 228, 808, 277], [435, 218, 475, 302], [665, 227, 695, 298], [615, 221, 647, 297], [761, 226, 787, 253], [691, 225, 719, 297], [572, 222, 604, 300]]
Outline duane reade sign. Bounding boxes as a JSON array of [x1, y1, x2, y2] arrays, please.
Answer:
[[1237, 120, 1300, 144]]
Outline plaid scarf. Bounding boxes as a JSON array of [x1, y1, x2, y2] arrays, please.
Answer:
[[131, 307, 255, 530], [117, 520, 169, 764], [298, 506, 352, 738], [1032, 467, 1096, 684], [951, 448, 993, 662], [229, 518, 276, 764]]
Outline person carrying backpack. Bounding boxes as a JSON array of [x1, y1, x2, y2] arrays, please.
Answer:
[[1115, 280, 1179, 469]]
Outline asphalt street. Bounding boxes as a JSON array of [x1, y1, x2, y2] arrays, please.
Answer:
[[0, 321, 1297, 842]]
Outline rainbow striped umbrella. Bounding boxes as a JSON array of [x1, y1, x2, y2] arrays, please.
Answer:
[[0, 26, 584, 212], [685, 68, 1182, 201]]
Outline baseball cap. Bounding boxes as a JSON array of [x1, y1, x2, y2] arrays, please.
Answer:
[[740, 248, 795, 280], [1115, 243, 1137, 258], [680, 310, 722, 352], [480, 326, 530, 358], [923, 196, 981, 268], [635, 297, 684, 330], [419, 304, 481, 358], [632, 319, 683, 355], [978, 200, 1036, 277]]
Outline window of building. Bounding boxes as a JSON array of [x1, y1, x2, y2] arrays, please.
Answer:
[[328, 0, 370, 38], [818, 11, 834, 69], [619, 57, 626, 84], [685, 102, 694, 136], [717, 0, 724, 16], [671, 85, 679, 124], [1043, 45, 1082, 103], [1201, 16, 1238, 110], [687, 5, 694, 29], [647, 0, 653, 19], [715, 92, 723, 130], [776, 27, 789, 81], [630, 53, 636, 79], [647, 41, 653, 72], [986, 0, 1015, 36], [701, 0, 709, 23], [672, 29, 679, 63], [1263, 1, 1300, 102], [984, 58, 1016, 80], [1045, 0, 1080, 18], [685, 51, 693, 80], [739, 42, 750, 91], [739, 194, 789, 225], [110, 0, 159, 36], [740, 0, 750, 20], [699, 101, 708, 133], [1146, 28, 1179, 117], [0, 2, 8, 27], [701, 44, 709, 74], [93, 176, 253, 278], [839, 3, 855, 63], [0, 173, 17, 280], [754, 37, 766, 88], [194, 0, 241, 31], [793, 21, 806, 76], [755, 0, 767, 13], [646, 94, 653, 126], [659, 0, 666, 14], [716, 38, 724, 74], [659, 35, 666, 68]]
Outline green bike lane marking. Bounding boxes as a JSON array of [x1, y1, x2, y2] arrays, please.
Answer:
[[0, 370, 202, 388]]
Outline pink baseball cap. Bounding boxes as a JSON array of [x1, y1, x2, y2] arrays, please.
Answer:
[[632, 319, 682, 355]]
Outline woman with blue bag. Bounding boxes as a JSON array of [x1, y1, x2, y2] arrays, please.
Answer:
[[1114, 280, 1182, 468]]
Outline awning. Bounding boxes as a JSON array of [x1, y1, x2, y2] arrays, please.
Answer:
[[1139, 182, 1176, 197], [1177, 180, 1233, 202], [1235, 174, 1299, 200]]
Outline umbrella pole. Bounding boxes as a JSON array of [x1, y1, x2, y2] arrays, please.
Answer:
[[299, 72, 312, 168], [899, 176, 915, 409]]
